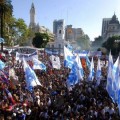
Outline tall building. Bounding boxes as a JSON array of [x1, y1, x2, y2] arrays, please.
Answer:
[[29, 2, 36, 30], [101, 18, 111, 39], [65, 25, 84, 42], [53, 19, 65, 37], [28, 2, 54, 45], [47, 19, 67, 54], [101, 13, 120, 41]]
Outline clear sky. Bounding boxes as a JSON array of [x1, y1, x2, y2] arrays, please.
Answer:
[[11, 0, 120, 41]]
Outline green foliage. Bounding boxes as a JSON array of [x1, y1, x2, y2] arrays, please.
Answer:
[[4, 17, 30, 46], [0, 1, 32, 46], [102, 36, 120, 56], [0, 0, 13, 40], [32, 33, 49, 48]]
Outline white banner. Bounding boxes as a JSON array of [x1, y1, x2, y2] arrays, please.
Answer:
[[16, 51, 38, 61], [50, 55, 61, 69]]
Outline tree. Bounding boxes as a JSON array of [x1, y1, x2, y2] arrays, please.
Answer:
[[32, 33, 49, 48], [102, 36, 120, 56], [5, 17, 31, 46], [0, 0, 13, 49], [76, 35, 91, 50]]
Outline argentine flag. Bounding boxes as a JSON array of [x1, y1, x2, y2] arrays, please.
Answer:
[[88, 57, 94, 81], [96, 58, 101, 86], [23, 58, 41, 92], [67, 55, 84, 89], [64, 46, 75, 69], [106, 52, 115, 102], [112, 56, 119, 103], [32, 57, 46, 71]]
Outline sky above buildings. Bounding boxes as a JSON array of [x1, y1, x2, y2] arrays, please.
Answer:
[[12, 0, 120, 41]]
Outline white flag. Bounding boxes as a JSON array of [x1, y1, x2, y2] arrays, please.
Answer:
[[50, 55, 61, 69]]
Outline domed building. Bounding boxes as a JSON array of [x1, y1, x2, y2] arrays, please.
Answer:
[[102, 13, 120, 41]]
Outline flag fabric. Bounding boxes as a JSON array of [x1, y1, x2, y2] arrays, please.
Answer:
[[0, 70, 8, 79], [0, 60, 5, 70], [67, 61, 79, 88], [50, 55, 61, 69], [112, 56, 119, 91], [67, 55, 83, 89], [32, 57, 46, 71], [66, 43, 73, 51], [106, 52, 115, 102], [96, 58, 101, 86], [64, 46, 75, 69], [0, 70, 9, 84], [86, 55, 91, 69], [112, 56, 119, 103], [75, 55, 84, 80], [117, 62, 120, 115], [16, 51, 38, 61], [88, 57, 94, 81], [23, 58, 42, 92], [5, 88, 16, 104]]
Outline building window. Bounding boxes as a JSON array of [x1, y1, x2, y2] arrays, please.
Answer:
[[58, 44, 61, 48], [52, 45, 54, 48], [59, 30, 61, 34]]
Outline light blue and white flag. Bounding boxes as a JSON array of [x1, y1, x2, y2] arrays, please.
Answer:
[[88, 57, 94, 81], [64, 46, 75, 69], [75, 55, 84, 80], [32, 57, 46, 71], [86, 55, 91, 69], [96, 58, 101, 86], [0, 60, 5, 70], [67, 55, 83, 89], [23, 58, 41, 92], [66, 43, 73, 51], [112, 57, 119, 90], [106, 52, 114, 102], [67, 61, 79, 89], [117, 61, 120, 115], [112, 56, 119, 103]]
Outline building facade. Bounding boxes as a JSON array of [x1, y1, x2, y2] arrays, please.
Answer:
[[65, 25, 84, 42], [53, 19, 65, 36], [101, 13, 120, 41], [47, 19, 67, 54], [28, 2, 54, 45]]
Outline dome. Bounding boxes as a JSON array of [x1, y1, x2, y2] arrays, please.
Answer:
[[109, 13, 119, 24]]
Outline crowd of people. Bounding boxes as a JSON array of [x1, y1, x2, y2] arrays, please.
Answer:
[[0, 49, 119, 120]]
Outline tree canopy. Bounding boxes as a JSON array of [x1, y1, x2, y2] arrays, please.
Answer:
[[32, 33, 49, 48], [5, 17, 30, 46], [102, 36, 120, 56]]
